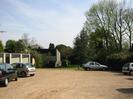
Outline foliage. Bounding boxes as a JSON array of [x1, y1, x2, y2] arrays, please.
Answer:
[[62, 59, 69, 67], [0, 41, 4, 52], [5, 40, 17, 53], [56, 44, 73, 61], [72, 29, 89, 65], [73, 0, 133, 70], [21, 33, 40, 52], [31, 51, 46, 68], [21, 33, 30, 49], [5, 40, 26, 53], [106, 51, 133, 70], [31, 50, 57, 68], [49, 43, 55, 50], [16, 40, 26, 52]]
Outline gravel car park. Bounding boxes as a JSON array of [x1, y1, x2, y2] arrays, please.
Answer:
[[0, 69, 133, 99]]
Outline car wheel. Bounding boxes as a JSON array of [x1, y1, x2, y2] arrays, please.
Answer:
[[129, 71, 133, 76], [123, 72, 127, 75], [21, 72, 26, 77], [83, 67, 87, 71], [103, 68, 107, 71], [30, 74, 35, 76], [15, 77, 18, 81], [87, 68, 90, 71], [4, 78, 8, 87]]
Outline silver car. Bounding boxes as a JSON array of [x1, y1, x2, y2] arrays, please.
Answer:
[[122, 63, 133, 75], [12, 63, 36, 77], [83, 61, 108, 71]]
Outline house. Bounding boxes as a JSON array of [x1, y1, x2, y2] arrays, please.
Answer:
[[37, 48, 62, 67]]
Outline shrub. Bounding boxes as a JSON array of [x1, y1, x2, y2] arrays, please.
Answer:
[[62, 60, 69, 67], [106, 51, 133, 70]]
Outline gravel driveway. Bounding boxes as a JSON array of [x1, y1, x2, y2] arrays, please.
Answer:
[[0, 69, 133, 99]]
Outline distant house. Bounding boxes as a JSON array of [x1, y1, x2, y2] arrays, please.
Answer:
[[37, 48, 62, 67], [0, 53, 32, 64]]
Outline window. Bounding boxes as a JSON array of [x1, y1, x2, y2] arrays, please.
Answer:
[[123, 63, 129, 67], [25, 63, 33, 67], [6, 64, 13, 69], [0, 64, 6, 70], [15, 63, 21, 68], [95, 62, 100, 66], [22, 64, 26, 68], [90, 62, 94, 65]]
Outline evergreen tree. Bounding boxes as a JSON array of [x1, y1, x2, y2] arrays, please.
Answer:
[[73, 29, 89, 64]]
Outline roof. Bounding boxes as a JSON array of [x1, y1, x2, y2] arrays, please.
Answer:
[[37, 48, 56, 56]]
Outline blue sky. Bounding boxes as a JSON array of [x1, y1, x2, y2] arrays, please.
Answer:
[[0, 0, 131, 48]]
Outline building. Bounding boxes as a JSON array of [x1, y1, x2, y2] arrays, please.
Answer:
[[37, 48, 62, 67], [0, 48, 61, 67], [0, 53, 31, 64]]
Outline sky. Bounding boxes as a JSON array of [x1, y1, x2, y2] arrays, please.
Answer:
[[0, 0, 131, 48]]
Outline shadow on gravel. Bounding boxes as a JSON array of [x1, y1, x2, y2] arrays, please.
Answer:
[[126, 78, 133, 80], [108, 71, 130, 76], [113, 73, 124, 76], [109, 71, 124, 76], [117, 88, 133, 94], [18, 75, 33, 78], [0, 84, 5, 88]]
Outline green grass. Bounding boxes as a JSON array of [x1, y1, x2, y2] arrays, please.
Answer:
[[36, 65, 83, 70]]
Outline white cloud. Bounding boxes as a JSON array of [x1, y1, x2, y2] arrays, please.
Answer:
[[0, 0, 94, 47]]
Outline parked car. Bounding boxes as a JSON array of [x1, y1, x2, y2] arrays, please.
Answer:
[[12, 63, 36, 77], [83, 61, 108, 71], [0, 64, 18, 87], [122, 63, 133, 75]]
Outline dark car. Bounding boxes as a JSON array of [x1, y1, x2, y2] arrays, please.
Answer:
[[0, 64, 18, 87], [12, 63, 36, 77]]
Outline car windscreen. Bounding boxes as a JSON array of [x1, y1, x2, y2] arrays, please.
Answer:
[[0, 64, 6, 70], [123, 64, 129, 67], [25, 63, 34, 68]]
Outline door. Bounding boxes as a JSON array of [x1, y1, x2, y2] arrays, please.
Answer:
[[89, 62, 95, 69], [15, 63, 23, 75], [95, 62, 101, 69], [5, 64, 15, 81], [6, 57, 10, 64]]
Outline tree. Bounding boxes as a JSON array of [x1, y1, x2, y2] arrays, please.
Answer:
[[88, 27, 117, 62], [16, 40, 26, 53], [5, 40, 17, 53], [21, 33, 30, 49], [5, 40, 26, 53], [49, 43, 55, 50], [73, 29, 89, 64], [85, 0, 129, 51], [56, 44, 73, 60], [123, 8, 133, 50], [0, 41, 4, 52]]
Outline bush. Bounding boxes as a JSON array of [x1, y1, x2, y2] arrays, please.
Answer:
[[62, 60, 69, 67], [31, 51, 57, 68], [31, 51, 46, 68], [106, 51, 133, 71], [46, 61, 56, 68]]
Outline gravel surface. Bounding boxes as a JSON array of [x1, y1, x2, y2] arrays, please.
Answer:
[[0, 69, 133, 99]]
